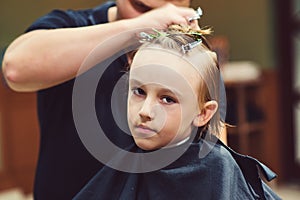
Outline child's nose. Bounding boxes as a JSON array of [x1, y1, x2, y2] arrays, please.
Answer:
[[138, 98, 155, 120]]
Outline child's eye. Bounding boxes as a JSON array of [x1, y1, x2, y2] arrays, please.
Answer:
[[161, 96, 177, 104], [132, 88, 146, 96]]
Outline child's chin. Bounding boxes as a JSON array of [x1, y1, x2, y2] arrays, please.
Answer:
[[134, 139, 160, 151]]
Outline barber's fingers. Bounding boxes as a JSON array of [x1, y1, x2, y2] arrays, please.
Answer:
[[157, 3, 199, 27], [135, 3, 199, 30], [189, 20, 201, 30]]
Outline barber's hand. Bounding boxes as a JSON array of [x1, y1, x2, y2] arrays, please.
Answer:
[[132, 3, 200, 30]]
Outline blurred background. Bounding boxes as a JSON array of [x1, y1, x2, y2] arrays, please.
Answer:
[[0, 0, 299, 199]]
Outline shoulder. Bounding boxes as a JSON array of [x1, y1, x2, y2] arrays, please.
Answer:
[[26, 1, 116, 32], [200, 139, 239, 169]]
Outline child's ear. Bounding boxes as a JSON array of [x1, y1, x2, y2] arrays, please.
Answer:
[[193, 100, 218, 127]]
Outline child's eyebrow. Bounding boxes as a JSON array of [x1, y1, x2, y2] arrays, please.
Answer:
[[159, 88, 180, 97], [129, 78, 184, 98]]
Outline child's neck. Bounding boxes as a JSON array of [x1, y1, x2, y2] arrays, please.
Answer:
[[163, 136, 191, 149]]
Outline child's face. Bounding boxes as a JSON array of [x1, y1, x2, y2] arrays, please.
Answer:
[[127, 48, 202, 150]]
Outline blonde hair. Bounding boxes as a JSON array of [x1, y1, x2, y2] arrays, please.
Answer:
[[132, 25, 223, 136]]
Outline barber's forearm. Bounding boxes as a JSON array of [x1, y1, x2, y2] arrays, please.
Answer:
[[2, 20, 136, 92]]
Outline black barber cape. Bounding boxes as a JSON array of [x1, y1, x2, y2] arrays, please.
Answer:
[[74, 136, 281, 200]]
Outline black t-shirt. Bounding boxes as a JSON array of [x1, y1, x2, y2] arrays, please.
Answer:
[[26, 2, 133, 199]]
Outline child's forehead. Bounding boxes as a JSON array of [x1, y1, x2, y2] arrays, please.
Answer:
[[131, 49, 200, 80], [132, 46, 212, 79], [132, 47, 193, 71], [133, 47, 183, 62]]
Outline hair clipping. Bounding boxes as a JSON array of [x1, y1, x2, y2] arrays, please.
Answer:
[[139, 29, 169, 43], [139, 32, 153, 42], [139, 28, 204, 53], [181, 39, 202, 53]]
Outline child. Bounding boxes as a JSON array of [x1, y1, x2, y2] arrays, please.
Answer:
[[74, 25, 281, 199]]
